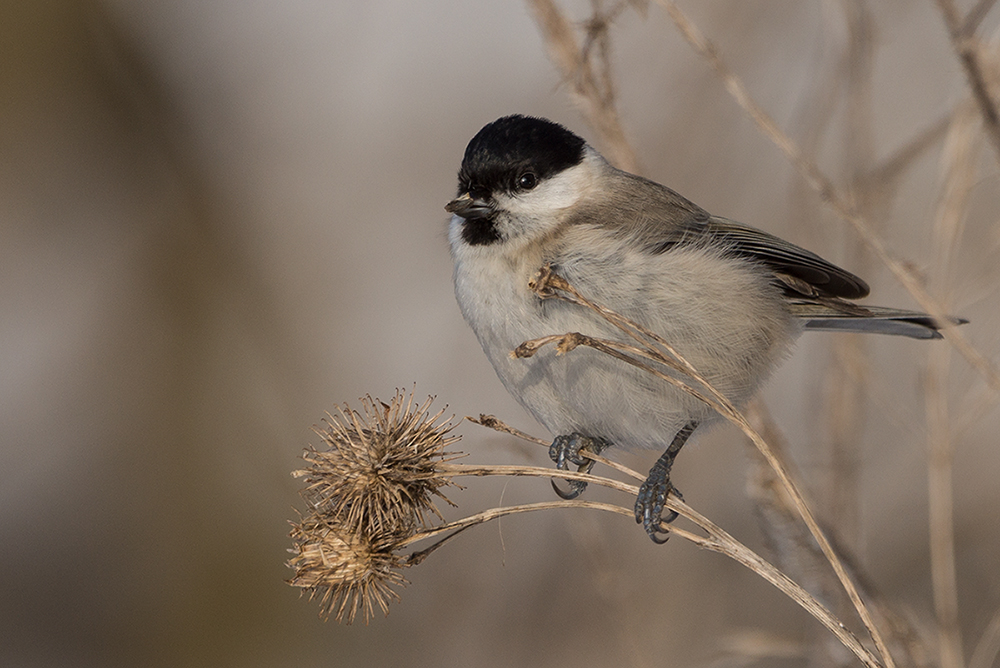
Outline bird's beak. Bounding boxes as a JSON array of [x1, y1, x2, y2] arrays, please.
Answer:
[[445, 192, 492, 220]]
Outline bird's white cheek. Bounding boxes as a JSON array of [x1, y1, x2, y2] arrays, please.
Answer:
[[506, 163, 596, 219]]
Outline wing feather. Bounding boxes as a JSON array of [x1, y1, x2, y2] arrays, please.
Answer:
[[587, 170, 870, 299], [700, 217, 870, 299]]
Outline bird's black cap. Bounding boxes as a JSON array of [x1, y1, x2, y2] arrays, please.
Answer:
[[457, 115, 586, 197]]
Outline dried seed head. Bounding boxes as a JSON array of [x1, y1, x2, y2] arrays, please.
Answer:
[[287, 518, 408, 623], [288, 389, 463, 621], [295, 390, 462, 536]]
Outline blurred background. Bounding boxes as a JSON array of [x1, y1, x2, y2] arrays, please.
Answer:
[[2, 1, 999, 666]]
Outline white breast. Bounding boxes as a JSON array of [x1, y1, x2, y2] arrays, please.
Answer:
[[449, 212, 799, 451]]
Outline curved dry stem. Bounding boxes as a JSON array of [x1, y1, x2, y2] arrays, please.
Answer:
[[400, 499, 632, 548], [443, 462, 640, 496], [467, 414, 550, 446], [398, 493, 880, 668], [526, 266, 893, 668], [671, 496, 881, 668]]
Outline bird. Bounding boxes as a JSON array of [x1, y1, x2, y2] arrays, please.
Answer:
[[445, 114, 962, 543]]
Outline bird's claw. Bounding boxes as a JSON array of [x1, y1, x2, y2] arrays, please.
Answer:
[[635, 471, 683, 544], [550, 478, 586, 500], [549, 433, 609, 499]]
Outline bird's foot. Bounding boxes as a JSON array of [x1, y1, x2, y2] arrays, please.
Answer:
[[548, 433, 610, 500], [635, 466, 683, 544]]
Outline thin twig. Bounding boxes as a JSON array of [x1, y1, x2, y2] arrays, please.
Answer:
[[401, 499, 633, 547], [935, 0, 1000, 162], [861, 113, 952, 191], [655, 0, 999, 398], [926, 344, 964, 668], [961, 0, 999, 37], [467, 414, 550, 446], [826, 0, 877, 581], [969, 605, 1000, 668], [400, 487, 882, 667], [528, 264, 894, 668], [469, 413, 647, 482], [526, 0, 640, 171], [925, 97, 980, 668], [444, 462, 639, 496]]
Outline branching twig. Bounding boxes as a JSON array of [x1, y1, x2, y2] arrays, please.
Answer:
[[469, 414, 647, 482], [524, 264, 894, 668], [526, 0, 640, 172], [400, 452, 882, 668], [935, 0, 1000, 163], [655, 0, 999, 400]]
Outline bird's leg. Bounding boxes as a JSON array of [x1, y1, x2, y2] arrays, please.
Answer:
[[635, 422, 698, 543], [548, 433, 611, 500]]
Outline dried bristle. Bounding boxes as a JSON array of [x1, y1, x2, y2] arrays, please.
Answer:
[[297, 391, 461, 537], [289, 390, 463, 621], [287, 521, 408, 624]]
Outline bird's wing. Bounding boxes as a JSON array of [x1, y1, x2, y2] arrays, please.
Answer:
[[646, 213, 871, 300], [583, 170, 869, 300]]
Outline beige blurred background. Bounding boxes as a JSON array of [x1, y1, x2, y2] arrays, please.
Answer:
[[2, 1, 999, 667]]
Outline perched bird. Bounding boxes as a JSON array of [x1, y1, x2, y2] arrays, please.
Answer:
[[446, 114, 960, 542]]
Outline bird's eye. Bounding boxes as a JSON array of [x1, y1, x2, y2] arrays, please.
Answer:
[[517, 172, 537, 191]]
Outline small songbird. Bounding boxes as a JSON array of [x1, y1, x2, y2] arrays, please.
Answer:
[[445, 114, 961, 542]]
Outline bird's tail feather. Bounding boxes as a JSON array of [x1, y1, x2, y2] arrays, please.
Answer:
[[790, 302, 967, 340]]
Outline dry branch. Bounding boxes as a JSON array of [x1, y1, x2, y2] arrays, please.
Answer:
[[654, 0, 998, 399], [525, 264, 893, 668]]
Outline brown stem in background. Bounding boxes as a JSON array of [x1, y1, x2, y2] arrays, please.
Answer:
[[969, 605, 1000, 668], [746, 400, 936, 668], [526, 0, 640, 172], [925, 98, 980, 668], [935, 0, 1000, 165], [655, 0, 1000, 398]]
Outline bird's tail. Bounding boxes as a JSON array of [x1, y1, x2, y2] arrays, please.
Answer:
[[789, 301, 967, 340]]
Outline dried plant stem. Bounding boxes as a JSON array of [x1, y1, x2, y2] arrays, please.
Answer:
[[747, 399, 937, 668], [526, 0, 639, 172], [935, 0, 1000, 163], [468, 414, 550, 446], [526, 266, 893, 668], [405, 501, 634, 554], [670, 496, 881, 668], [925, 99, 979, 668], [970, 605, 1000, 668], [926, 345, 963, 668], [445, 462, 639, 495], [468, 415, 649, 482], [655, 0, 999, 398], [864, 114, 953, 190], [963, 0, 999, 36], [826, 0, 876, 567], [398, 464, 880, 667]]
